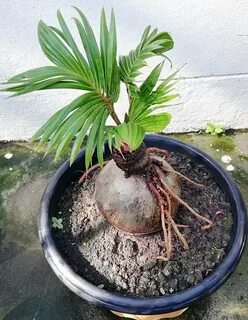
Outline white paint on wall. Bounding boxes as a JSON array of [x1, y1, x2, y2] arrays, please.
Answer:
[[0, 0, 248, 140]]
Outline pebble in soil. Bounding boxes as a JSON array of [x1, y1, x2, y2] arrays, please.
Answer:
[[54, 152, 233, 297]]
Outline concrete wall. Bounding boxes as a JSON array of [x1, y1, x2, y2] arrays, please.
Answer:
[[0, 0, 248, 140]]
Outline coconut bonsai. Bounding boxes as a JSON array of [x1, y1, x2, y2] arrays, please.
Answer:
[[3, 7, 214, 261], [3, 7, 246, 318]]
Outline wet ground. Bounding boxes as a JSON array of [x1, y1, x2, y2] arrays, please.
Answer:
[[0, 132, 247, 320]]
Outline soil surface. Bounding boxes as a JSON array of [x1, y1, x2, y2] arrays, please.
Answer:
[[54, 152, 233, 297]]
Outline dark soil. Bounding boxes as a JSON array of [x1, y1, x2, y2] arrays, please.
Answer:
[[53, 152, 233, 297]]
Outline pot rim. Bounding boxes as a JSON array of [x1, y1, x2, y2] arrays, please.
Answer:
[[39, 134, 247, 315]]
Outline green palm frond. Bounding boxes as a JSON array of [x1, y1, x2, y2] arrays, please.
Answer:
[[3, 7, 178, 166], [127, 64, 179, 132], [3, 8, 121, 168], [119, 27, 173, 84], [115, 122, 145, 151], [107, 122, 145, 152]]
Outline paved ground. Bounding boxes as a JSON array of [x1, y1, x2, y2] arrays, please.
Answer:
[[0, 132, 247, 320]]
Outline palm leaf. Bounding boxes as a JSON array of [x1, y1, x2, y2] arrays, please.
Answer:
[[45, 99, 104, 155], [73, 7, 105, 90], [34, 93, 100, 146], [2, 9, 122, 166], [70, 105, 108, 165], [3, 7, 178, 167], [100, 9, 109, 89], [136, 113, 171, 132], [119, 27, 174, 84], [100, 9, 120, 101], [107, 10, 117, 95], [139, 61, 164, 99], [56, 10, 92, 78], [115, 122, 145, 151], [55, 102, 106, 160], [85, 108, 105, 168], [38, 21, 81, 73], [96, 109, 109, 167], [128, 67, 179, 124]]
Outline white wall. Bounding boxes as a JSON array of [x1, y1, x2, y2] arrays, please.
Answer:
[[0, 0, 248, 140]]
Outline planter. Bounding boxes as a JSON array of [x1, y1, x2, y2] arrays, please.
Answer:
[[39, 134, 247, 318]]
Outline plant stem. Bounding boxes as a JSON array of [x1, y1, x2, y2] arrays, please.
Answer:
[[102, 96, 121, 125], [110, 108, 121, 125], [125, 83, 132, 105]]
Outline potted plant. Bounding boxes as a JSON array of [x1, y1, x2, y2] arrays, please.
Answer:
[[3, 7, 247, 319]]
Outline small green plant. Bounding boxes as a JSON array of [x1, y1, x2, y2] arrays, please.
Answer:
[[52, 217, 63, 229], [205, 123, 224, 135], [3, 7, 213, 261]]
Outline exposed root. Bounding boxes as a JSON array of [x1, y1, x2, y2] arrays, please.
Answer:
[[79, 160, 109, 184], [157, 256, 169, 262], [161, 210, 170, 261], [170, 218, 189, 250], [146, 174, 163, 206], [163, 192, 173, 254], [212, 209, 225, 221], [165, 169, 204, 188], [161, 187, 189, 250], [147, 168, 190, 260], [151, 156, 204, 188], [177, 224, 190, 228], [146, 174, 171, 261], [156, 167, 213, 230], [147, 147, 169, 159], [144, 153, 214, 260], [166, 210, 173, 256]]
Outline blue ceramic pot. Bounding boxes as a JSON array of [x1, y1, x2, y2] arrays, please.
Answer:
[[39, 135, 247, 316]]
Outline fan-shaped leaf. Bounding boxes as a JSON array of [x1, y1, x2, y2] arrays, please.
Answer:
[[38, 21, 81, 73], [57, 10, 91, 78], [100, 9, 109, 87], [74, 7, 105, 90], [115, 122, 145, 151], [136, 113, 171, 132], [85, 108, 105, 168], [33, 93, 100, 146], [96, 109, 109, 167], [54, 102, 105, 160], [4, 7, 179, 169], [70, 103, 107, 165], [44, 96, 102, 154]]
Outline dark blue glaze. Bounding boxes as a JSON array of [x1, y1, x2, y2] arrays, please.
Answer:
[[39, 135, 247, 315]]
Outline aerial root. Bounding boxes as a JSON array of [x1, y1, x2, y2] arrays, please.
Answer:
[[78, 160, 109, 184]]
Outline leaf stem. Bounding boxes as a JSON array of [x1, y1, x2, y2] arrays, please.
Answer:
[[101, 96, 121, 125], [110, 109, 121, 125], [125, 83, 132, 106]]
